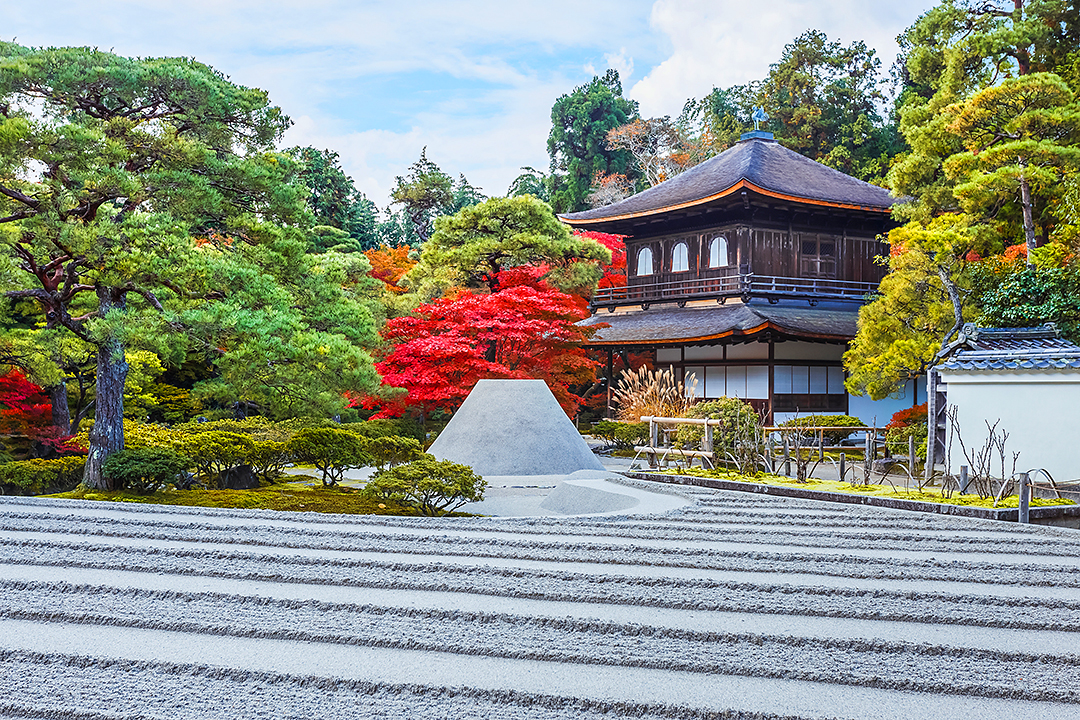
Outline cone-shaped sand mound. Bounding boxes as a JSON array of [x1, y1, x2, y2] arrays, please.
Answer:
[[428, 379, 604, 476]]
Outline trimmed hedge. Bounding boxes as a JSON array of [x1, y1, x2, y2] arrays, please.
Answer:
[[0, 457, 85, 495], [362, 455, 485, 516], [103, 447, 191, 493], [779, 414, 865, 445], [591, 421, 650, 450]]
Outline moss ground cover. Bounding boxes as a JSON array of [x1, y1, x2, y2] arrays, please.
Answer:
[[50, 481, 421, 516], [659, 467, 1075, 509]]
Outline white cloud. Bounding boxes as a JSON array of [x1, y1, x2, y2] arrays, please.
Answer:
[[604, 48, 636, 85], [629, 0, 939, 117], [5, 0, 933, 205]]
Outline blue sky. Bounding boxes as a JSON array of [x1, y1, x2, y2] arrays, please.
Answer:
[[4, 0, 937, 207]]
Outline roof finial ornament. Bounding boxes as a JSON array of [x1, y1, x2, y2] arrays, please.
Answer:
[[752, 106, 769, 131]]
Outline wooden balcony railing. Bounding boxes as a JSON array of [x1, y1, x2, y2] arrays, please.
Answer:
[[591, 271, 878, 309]]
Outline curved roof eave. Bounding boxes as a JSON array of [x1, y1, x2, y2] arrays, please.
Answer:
[[561, 179, 892, 226]]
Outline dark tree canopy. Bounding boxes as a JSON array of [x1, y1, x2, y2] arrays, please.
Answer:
[[286, 146, 379, 252], [547, 69, 640, 213]]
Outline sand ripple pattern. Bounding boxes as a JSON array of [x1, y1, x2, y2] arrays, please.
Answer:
[[1, 490, 1078, 719]]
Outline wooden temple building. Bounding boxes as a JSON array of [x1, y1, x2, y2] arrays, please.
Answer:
[[560, 130, 924, 424]]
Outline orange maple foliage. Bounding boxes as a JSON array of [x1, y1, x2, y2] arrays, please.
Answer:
[[365, 245, 417, 293]]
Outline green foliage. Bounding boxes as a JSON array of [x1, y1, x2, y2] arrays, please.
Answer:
[[364, 436, 424, 471], [145, 383, 202, 425], [286, 146, 380, 251], [845, 215, 983, 399], [362, 454, 485, 516], [341, 418, 425, 441], [678, 86, 750, 156], [779, 414, 865, 444], [411, 195, 611, 296], [885, 423, 929, 461], [590, 420, 649, 450], [507, 167, 551, 202], [889, 0, 1080, 223], [173, 431, 256, 485], [972, 259, 1080, 340], [102, 447, 191, 493], [757, 30, 898, 183], [389, 148, 455, 243], [547, 69, 639, 213], [675, 398, 762, 455], [944, 73, 1080, 252], [247, 440, 291, 483], [287, 427, 370, 486], [0, 457, 84, 495], [0, 44, 384, 487]]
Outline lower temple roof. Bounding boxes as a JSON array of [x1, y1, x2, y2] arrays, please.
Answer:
[[578, 301, 859, 346]]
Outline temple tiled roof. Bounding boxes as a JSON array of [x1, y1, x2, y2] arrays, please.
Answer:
[[579, 302, 859, 346], [561, 136, 896, 225], [939, 324, 1080, 371]]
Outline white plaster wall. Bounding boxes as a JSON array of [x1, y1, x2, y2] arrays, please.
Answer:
[[940, 370, 1080, 483]]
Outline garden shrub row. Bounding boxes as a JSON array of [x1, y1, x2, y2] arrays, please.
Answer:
[[0, 457, 85, 496], [62, 417, 429, 492], [590, 420, 649, 450]]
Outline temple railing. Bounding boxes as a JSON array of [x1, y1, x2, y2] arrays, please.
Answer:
[[590, 271, 878, 309]]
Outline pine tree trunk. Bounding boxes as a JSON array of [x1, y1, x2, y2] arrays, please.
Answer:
[[48, 383, 71, 435], [81, 289, 130, 490], [1019, 169, 1037, 265]]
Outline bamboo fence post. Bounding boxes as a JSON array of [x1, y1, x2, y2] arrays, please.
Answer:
[[908, 434, 916, 479], [1018, 472, 1030, 524], [703, 420, 714, 470]]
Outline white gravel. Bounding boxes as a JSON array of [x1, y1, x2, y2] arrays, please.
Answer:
[[1, 486, 1079, 719]]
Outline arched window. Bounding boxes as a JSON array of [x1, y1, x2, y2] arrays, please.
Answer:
[[636, 247, 653, 276], [671, 242, 689, 272], [709, 235, 729, 267]]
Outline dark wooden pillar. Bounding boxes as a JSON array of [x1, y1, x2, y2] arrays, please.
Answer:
[[605, 348, 614, 419]]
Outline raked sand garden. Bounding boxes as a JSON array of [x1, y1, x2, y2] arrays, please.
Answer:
[[3, 478, 1080, 720]]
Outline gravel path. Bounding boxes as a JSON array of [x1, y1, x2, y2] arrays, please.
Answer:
[[1, 483, 1079, 719]]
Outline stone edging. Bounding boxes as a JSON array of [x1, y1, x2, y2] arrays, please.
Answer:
[[624, 471, 1080, 523]]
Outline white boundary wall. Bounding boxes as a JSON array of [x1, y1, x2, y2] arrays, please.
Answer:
[[938, 369, 1080, 483]]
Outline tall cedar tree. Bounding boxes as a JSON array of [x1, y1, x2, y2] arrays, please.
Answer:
[[547, 69, 639, 213], [0, 45, 382, 488], [286, 146, 380, 252]]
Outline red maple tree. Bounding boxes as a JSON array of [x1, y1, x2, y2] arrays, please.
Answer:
[[0, 368, 80, 454], [573, 229, 626, 291], [365, 271, 598, 419]]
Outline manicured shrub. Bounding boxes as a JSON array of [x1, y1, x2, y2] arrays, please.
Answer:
[[886, 423, 928, 460], [102, 447, 191, 493], [591, 420, 650, 450], [0, 457, 84, 495], [362, 454, 485, 516], [365, 435, 424, 470], [172, 431, 256, 486], [288, 427, 371, 486], [247, 440, 292, 483], [779, 414, 865, 445], [675, 398, 763, 454], [342, 418, 425, 441]]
